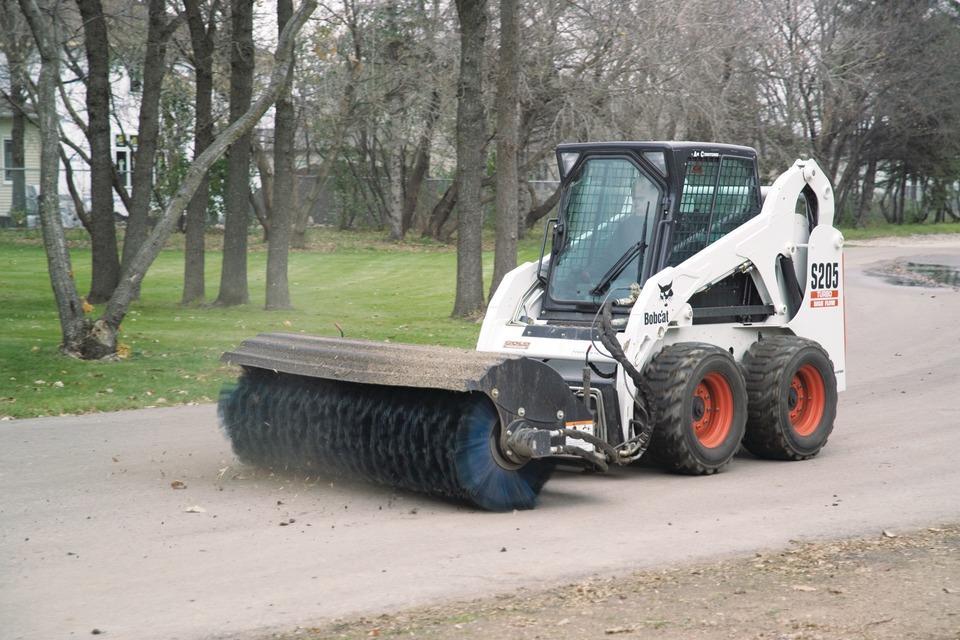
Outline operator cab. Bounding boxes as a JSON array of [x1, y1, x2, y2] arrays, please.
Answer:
[[540, 142, 762, 320]]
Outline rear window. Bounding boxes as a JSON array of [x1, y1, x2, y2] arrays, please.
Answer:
[[669, 155, 759, 266]]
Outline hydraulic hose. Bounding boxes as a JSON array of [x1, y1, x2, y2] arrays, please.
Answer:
[[598, 299, 656, 432]]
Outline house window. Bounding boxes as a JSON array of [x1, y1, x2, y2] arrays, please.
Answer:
[[4, 139, 20, 183], [115, 149, 132, 188]]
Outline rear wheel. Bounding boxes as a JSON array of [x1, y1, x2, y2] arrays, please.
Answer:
[[741, 336, 837, 460], [645, 343, 747, 474]]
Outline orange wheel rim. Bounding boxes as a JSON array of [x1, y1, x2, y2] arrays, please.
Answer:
[[691, 372, 734, 448], [788, 364, 826, 436]]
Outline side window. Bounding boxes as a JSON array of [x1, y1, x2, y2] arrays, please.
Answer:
[[669, 155, 760, 266], [4, 139, 16, 182]]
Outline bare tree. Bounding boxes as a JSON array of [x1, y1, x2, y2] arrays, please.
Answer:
[[215, 0, 254, 306], [451, 0, 487, 318], [21, 0, 316, 358], [120, 0, 182, 280], [265, 0, 295, 309], [402, 88, 440, 234], [489, 0, 519, 300], [181, 0, 218, 304], [291, 53, 360, 248], [76, 0, 120, 303], [17, 0, 90, 349]]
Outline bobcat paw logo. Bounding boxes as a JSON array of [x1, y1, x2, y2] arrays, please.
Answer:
[[658, 281, 674, 302]]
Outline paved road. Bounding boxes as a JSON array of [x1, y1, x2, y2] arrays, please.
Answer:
[[2, 243, 959, 640]]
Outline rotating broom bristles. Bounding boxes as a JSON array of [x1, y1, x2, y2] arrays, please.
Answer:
[[218, 368, 553, 511]]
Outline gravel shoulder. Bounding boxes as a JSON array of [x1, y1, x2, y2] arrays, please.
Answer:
[[288, 525, 960, 640]]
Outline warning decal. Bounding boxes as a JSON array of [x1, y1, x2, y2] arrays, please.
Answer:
[[810, 289, 839, 308]]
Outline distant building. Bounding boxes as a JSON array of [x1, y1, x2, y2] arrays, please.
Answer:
[[0, 106, 41, 222]]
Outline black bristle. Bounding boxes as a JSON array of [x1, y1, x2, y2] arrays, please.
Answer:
[[218, 368, 554, 511]]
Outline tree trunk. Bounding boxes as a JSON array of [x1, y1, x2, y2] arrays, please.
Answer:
[[76, 0, 120, 303], [896, 168, 907, 225], [18, 0, 91, 353], [181, 0, 215, 304], [382, 0, 405, 241], [451, 0, 487, 318], [854, 158, 877, 228], [403, 89, 440, 234], [489, 0, 519, 301], [266, 0, 294, 311], [215, 0, 254, 306], [59, 145, 92, 231], [8, 60, 26, 213], [120, 0, 176, 279], [386, 146, 404, 240], [251, 135, 273, 239]]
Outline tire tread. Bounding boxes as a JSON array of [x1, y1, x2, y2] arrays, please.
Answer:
[[741, 335, 835, 460], [646, 342, 745, 475]]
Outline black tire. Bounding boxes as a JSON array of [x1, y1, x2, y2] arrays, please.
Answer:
[[645, 343, 748, 475], [741, 335, 837, 460]]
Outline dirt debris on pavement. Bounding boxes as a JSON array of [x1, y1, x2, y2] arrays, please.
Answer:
[[271, 525, 960, 640]]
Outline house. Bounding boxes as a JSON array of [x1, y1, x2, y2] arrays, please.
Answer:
[[0, 106, 41, 224]]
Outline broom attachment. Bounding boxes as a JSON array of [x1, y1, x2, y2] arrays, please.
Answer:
[[219, 334, 601, 510]]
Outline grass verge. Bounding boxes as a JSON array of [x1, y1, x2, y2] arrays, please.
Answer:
[[2, 221, 958, 419], [838, 221, 960, 240], [0, 229, 544, 419]]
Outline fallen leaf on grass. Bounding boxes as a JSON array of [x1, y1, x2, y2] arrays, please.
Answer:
[[184, 505, 206, 513]]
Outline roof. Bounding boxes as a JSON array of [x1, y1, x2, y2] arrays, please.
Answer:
[[556, 141, 757, 156], [0, 105, 38, 122]]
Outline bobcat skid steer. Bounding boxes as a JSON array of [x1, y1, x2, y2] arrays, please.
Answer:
[[220, 141, 845, 511]]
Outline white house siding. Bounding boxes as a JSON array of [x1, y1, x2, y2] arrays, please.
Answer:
[[0, 116, 41, 215]]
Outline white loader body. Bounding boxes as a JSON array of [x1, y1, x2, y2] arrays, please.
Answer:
[[479, 158, 845, 445]]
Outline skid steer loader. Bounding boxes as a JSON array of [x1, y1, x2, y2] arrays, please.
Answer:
[[220, 141, 845, 511]]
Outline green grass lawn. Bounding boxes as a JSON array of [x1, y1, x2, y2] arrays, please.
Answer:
[[838, 221, 960, 240], [0, 228, 545, 419], [2, 220, 958, 419]]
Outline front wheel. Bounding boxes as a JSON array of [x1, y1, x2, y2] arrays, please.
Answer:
[[645, 343, 748, 474], [741, 335, 838, 460]]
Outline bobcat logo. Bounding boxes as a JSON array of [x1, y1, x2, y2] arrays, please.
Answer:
[[658, 281, 674, 302]]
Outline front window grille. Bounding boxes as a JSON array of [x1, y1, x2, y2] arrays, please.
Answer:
[[549, 157, 661, 303]]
